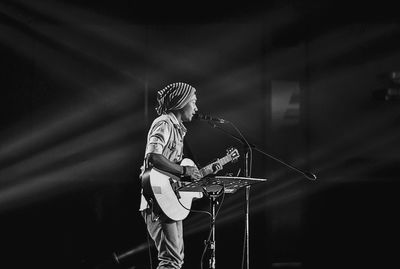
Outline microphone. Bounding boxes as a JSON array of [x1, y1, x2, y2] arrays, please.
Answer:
[[193, 113, 228, 123]]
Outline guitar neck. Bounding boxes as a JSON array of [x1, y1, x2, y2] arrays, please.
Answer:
[[199, 155, 232, 177]]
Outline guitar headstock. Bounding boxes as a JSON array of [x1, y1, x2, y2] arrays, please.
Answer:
[[226, 147, 240, 163]]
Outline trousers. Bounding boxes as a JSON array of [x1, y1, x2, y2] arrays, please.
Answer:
[[142, 209, 184, 269]]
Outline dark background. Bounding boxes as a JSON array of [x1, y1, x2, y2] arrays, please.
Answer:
[[1, 0, 399, 268]]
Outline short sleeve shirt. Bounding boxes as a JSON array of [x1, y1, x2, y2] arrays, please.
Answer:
[[139, 112, 187, 210]]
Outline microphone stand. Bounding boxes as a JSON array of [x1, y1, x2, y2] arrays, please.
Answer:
[[207, 121, 317, 269], [244, 150, 251, 269]]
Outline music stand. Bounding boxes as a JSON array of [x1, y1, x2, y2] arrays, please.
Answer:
[[179, 176, 267, 269]]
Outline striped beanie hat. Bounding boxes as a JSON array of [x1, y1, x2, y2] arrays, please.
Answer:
[[155, 82, 196, 115]]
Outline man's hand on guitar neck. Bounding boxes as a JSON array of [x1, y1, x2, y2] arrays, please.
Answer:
[[182, 166, 202, 181], [212, 163, 223, 174]]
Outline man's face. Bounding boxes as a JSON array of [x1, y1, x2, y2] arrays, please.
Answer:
[[180, 94, 198, 122]]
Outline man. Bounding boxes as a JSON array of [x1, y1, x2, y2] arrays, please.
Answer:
[[139, 82, 202, 269]]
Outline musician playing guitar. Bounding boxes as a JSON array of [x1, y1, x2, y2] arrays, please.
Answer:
[[139, 82, 222, 269]]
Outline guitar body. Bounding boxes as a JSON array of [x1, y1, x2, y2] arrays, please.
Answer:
[[141, 158, 203, 221]]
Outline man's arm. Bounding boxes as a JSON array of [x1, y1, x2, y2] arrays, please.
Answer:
[[147, 153, 201, 180]]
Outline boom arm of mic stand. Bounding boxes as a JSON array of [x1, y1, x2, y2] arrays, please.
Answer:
[[207, 122, 317, 181], [253, 147, 317, 180]]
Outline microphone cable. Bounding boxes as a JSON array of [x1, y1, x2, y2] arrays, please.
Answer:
[[176, 195, 212, 217]]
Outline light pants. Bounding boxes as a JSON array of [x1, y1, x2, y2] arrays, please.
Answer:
[[142, 209, 184, 269]]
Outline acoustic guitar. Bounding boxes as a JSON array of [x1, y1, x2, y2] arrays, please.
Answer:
[[141, 147, 240, 221]]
